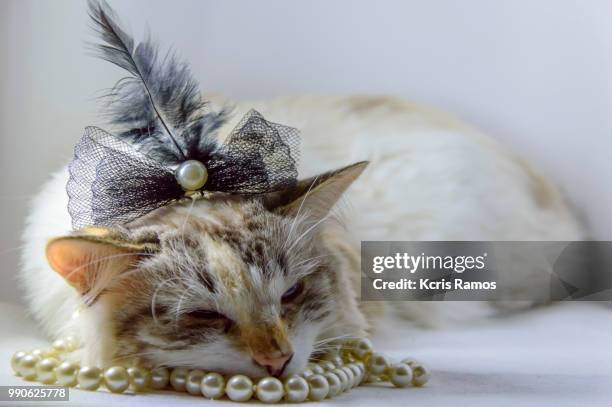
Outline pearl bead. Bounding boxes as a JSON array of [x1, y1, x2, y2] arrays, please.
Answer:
[[64, 336, 79, 351], [284, 375, 309, 402], [9, 337, 429, 401], [341, 366, 356, 388], [52, 339, 68, 354], [319, 361, 336, 371], [308, 363, 325, 375], [307, 374, 330, 401], [56, 361, 79, 387], [352, 338, 373, 359], [104, 366, 129, 393], [36, 357, 59, 384], [169, 367, 189, 392], [78, 366, 102, 390], [401, 357, 421, 367], [326, 355, 344, 368], [411, 364, 431, 387], [19, 354, 40, 380], [300, 369, 314, 378], [331, 368, 349, 392], [200, 372, 225, 399], [388, 363, 413, 388], [367, 352, 389, 376], [256, 377, 284, 403], [175, 160, 208, 191], [185, 369, 205, 395], [10, 351, 26, 375], [127, 367, 150, 392], [45, 349, 61, 359], [150, 367, 170, 389], [347, 363, 363, 385], [226, 375, 253, 402], [323, 371, 342, 397]]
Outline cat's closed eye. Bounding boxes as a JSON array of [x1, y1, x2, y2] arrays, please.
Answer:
[[186, 309, 227, 320], [281, 281, 304, 303]]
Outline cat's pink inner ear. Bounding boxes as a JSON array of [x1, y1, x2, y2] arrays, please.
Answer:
[[266, 161, 369, 219], [45, 237, 132, 294]]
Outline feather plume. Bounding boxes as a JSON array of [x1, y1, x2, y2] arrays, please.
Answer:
[[88, 0, 227, 165]]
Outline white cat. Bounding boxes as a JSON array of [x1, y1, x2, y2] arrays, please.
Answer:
[[20, 93, 583, 374], [19, 0, 584, 377]]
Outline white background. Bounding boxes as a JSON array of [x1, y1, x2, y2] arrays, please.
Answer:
[[1, 0, 611, 304]]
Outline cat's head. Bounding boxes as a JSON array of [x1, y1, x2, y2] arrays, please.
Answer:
[[46, 162, 366, 377]]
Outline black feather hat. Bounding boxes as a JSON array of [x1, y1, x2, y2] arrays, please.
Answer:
[[68, 0, 300, 229]]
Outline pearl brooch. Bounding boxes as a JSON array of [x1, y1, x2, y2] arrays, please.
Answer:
[[175, 160, 208, 191], [10, 336, 430, 403]]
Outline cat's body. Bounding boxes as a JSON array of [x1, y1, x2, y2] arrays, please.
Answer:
[[21, 94, 584, 376]]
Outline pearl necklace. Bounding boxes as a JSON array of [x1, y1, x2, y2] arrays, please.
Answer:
[[10, 336, 430, 403]]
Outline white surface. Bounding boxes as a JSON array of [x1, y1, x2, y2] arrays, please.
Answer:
[[1, 301, 611, 406], [1, 0, 611, 305]]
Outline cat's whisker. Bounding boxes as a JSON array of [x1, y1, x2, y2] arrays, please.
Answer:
[[111, 350, 161, 362], [311, 329, 364, 353], [314, 331, 361, 344], [152, 357, 199, 370], [111, 258, 158, 282], [283, 175, 320, 250], [293, 258, 325, 275], [173, 287, 198, 324], [287, 211, 333, 252], [179, 197, 196, 253], [63, 252, 155, 290], [293, 254, 330, 268], [150, 276, 191, 325]]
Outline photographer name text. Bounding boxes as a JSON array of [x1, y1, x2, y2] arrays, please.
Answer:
[[370, 252, 497, 291]]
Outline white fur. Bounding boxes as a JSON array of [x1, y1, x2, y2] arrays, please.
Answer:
[[20, 95, 584, 339]]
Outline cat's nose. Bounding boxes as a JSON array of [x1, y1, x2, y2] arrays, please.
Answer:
[[252, 352, 294, 377]]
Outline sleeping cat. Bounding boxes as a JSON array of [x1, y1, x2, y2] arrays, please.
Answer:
[[19, 2, 583, 378]]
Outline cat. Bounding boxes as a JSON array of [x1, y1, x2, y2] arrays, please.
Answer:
[[19, 93, 584, 377], [19, 2, 583, 378]]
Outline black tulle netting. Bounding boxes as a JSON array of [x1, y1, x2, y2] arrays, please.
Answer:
[[67, 110, 300, 229], [205, 110, 300, 193]]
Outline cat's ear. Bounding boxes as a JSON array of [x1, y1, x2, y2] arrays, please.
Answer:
[[264, 161, 368, 218], [45, 227, 157, 295]]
